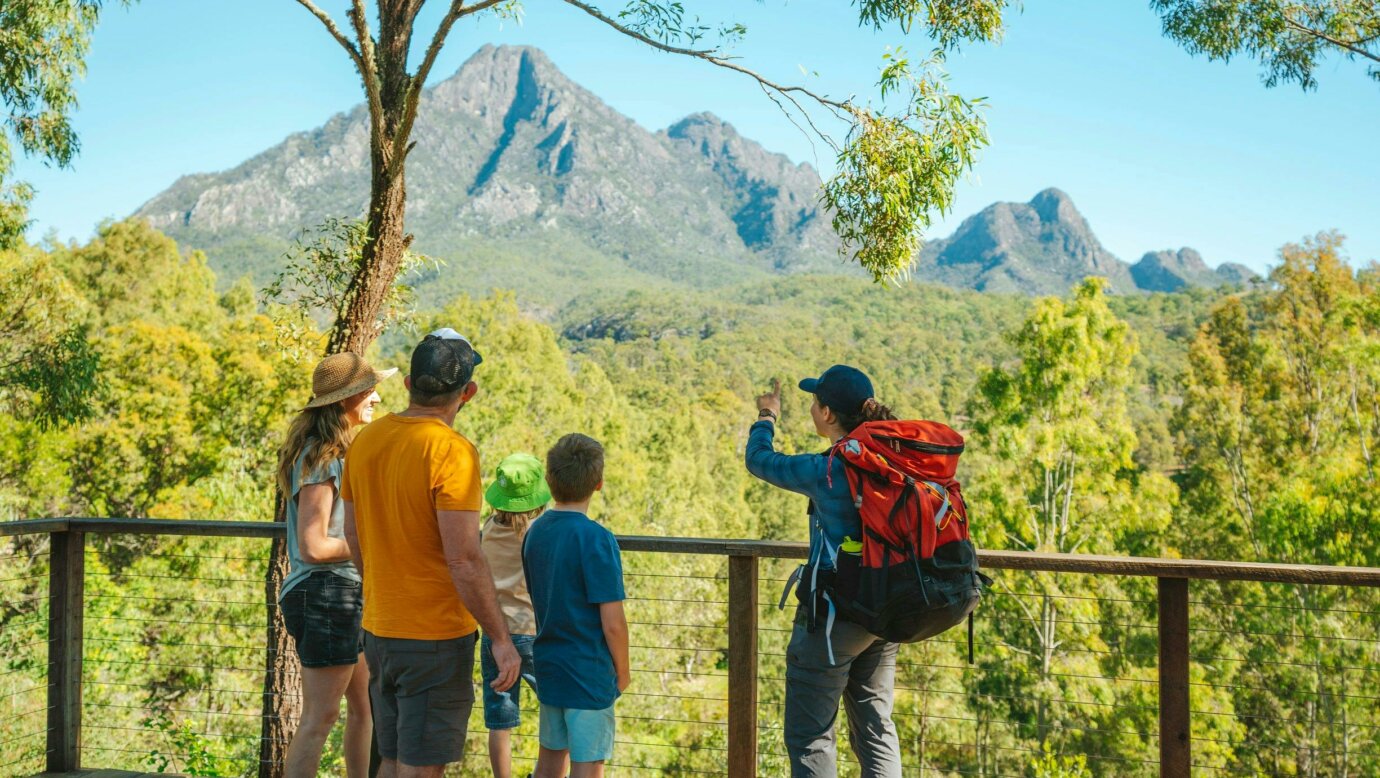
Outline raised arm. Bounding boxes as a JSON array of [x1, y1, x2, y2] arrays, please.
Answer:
[[745, 420, 828, 496], [437, 509, 520, 691], [296, 483, 351, 564]]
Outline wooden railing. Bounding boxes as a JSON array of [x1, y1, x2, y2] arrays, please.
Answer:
[[5, 517, 1380, 777]]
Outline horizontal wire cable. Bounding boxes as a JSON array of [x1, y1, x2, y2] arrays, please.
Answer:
[[88, 613, 262, 630], [1189, 599, 1380, 618], [86, 571, 267, 585], [85, 679, 301, 699], [86, 635, 273, 653], [1190, 679, 1380, 702], [1189, 652, 1380, 674], [89, 593, 276, 607]]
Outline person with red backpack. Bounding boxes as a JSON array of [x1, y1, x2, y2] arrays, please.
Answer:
[[747, 365, 984, 778], [747, 365, 902, 777]]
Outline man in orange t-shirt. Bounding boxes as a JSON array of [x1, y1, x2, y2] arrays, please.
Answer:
[[342, 329, 520, 777]]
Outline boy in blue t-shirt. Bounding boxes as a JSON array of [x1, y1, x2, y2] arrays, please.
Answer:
[[523, 433, 629, 778]]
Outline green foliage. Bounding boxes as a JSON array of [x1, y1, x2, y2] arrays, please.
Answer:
[[0, 244, 101, 425], [857, 0, 1011, 47], [0, 0, 124, 248], [968, 278, 1171, 556], [824, 50, 988, 283], [1171, 232, 1380, 775], [262, 217, 439, 348], [1033, 742, 1092, 778], [142, 711, 235, 776], [50, 219, 222, 333], [1152, 0, 1380, 89], [6, 221, 1380, 774]]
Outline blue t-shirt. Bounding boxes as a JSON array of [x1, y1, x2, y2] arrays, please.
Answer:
[[522, 509, 625, 710]]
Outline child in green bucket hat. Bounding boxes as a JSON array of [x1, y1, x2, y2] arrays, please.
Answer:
[[479, 453, 551, 778]]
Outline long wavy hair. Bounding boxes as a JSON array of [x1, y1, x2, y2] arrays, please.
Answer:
[[276, 402, 354, 496], [835, 397, 898, 433], [490, 506, 546, 537]]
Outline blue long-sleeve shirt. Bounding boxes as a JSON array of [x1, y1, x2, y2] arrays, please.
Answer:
[[745, 420, 860, 573]]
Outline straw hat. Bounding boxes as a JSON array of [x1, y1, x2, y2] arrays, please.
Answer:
[[303, 353, 397, 409]]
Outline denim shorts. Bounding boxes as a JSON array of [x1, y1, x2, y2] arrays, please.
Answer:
[[538, 702, 616, 763], [280, 570, 363, 668], [479, 632, 537, 729]]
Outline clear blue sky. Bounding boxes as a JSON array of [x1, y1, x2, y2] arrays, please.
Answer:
[[13, 0, 1380, 273]]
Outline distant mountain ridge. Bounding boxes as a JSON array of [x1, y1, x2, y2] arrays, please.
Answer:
[[134, 44, 1254, 300]]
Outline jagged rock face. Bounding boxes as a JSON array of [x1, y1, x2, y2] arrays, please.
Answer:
[[662, 113, 837, 268], [1213, 262, 1259, 287], [1132, 248, 1212, 292], [1131, 248, 1258, 292], [916, 188, 1137, 295], [135, 45, 844, 287], [133, 45, 1250, 299]]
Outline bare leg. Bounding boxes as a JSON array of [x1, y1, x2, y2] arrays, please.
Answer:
[[570, 760, 606, 778], [376, 758, 397, 778], [396, 764, 444, 778], [343, 654, 373, 778], [488, 728, 513, 778], [534, 747, 569, 778], [284, 664, 355, 778]]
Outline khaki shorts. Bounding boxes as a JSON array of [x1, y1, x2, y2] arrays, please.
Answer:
[[363, 630, 476, 767]]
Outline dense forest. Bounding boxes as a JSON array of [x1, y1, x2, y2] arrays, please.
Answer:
[[2, 220, 1378, 776]]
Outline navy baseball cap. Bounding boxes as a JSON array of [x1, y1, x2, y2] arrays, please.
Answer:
[[410, 328, 482, 394], [798, 365, 874, 415]]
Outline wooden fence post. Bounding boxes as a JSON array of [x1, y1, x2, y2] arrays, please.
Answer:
[[1158, 576, 1190, 778], [47, 529, 85, 773], [728, 555, 759, 777]]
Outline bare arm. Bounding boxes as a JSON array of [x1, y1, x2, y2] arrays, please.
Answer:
[[297, 483, 351, 564], [343, 501, 364, 578], [437, 509, 520, 690], [600, 600, 631, 692]]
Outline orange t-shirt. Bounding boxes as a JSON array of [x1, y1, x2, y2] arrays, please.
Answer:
[[341, 413, 482, 640]]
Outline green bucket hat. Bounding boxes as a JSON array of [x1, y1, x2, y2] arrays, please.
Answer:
[[484, 453, 552, 513]]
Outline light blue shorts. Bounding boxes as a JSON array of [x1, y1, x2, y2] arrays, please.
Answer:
[[538, 702, 616, 763]]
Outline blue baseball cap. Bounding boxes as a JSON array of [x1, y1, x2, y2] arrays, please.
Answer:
[[798, 365, 874, 416]]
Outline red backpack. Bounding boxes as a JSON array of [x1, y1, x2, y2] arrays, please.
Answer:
[[824, 419, 987, 645]]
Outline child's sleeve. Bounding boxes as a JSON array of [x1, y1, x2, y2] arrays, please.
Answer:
[[584, 530, 626, 604]]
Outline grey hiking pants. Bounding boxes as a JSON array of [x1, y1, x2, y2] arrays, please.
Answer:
[[783, 603, 902, 777]]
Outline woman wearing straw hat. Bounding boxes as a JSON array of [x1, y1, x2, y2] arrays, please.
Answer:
[[276, 352, 396, 778]]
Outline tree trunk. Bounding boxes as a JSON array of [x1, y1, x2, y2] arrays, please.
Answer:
[[259, 498, 300, 778], [261, 9, 420, 775], [326, 165, 409, 354], [327, 3, 415, 356]]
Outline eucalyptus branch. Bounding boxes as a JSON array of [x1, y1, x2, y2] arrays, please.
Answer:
[[561, 0, 853, 115], [292, 0, 366, 73], [457, 0, 513, 17], [347, 0, 388, 151], [413, 1, 467, 97], [1283, 16, 1380, 63], [390, 0, 471, 178], [757, 81, 826, 161]]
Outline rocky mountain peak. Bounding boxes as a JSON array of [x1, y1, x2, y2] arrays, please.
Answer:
[[1029, 187, 1084, 227], [130, 45, 1246, 300], [916, 188, 1134, 294], [1132, 247, 1256, 292], [662, 111, 832, 259]]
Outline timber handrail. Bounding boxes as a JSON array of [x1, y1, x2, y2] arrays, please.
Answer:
[[5, 517, 1380, 586]]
